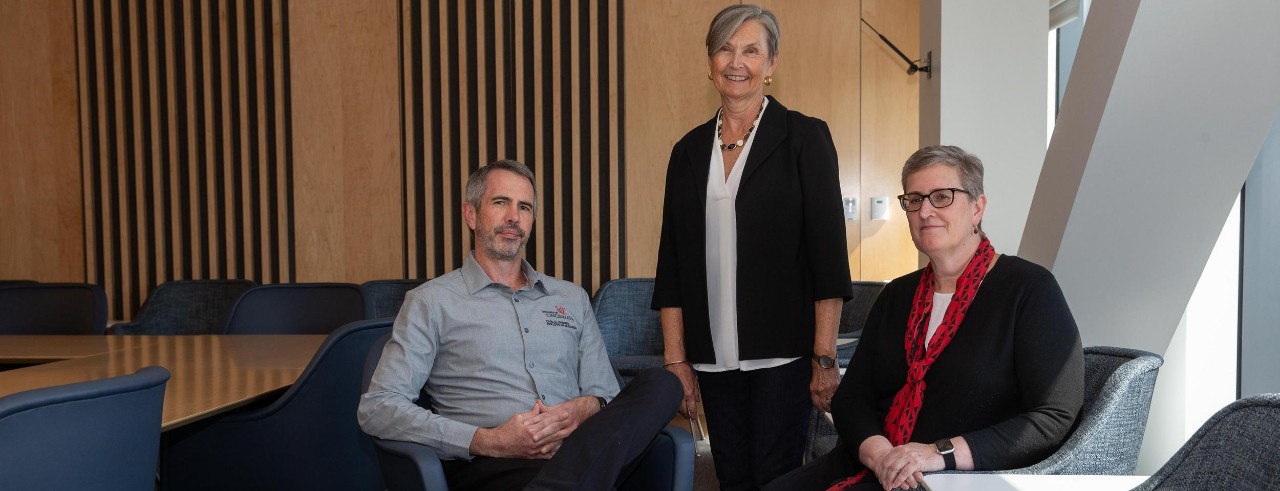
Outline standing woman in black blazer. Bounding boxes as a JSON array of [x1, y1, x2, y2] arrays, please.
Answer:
[[652, 4, 853, 489]]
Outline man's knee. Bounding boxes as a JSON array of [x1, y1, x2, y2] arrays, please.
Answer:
[[627, 368, 682, 411]]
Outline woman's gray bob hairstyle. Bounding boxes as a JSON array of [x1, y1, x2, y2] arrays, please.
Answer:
[[901, 145, 985, 197], [705, 4, 780, 59]]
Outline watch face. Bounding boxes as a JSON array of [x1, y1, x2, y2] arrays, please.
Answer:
[[935, 438, 955, 453], [815, 355, 836, 369]]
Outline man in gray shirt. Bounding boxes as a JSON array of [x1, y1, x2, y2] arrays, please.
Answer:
[[358, 160, 681, 490]]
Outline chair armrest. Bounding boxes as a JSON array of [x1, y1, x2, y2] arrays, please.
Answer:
[[368, 427, 693, 491], [660, 425, 695, 491], [371, 437, 450, 491], [109, 321, 141, 335]]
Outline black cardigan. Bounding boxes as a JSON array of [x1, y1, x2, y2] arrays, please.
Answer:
[[651, 96, 853, 363], [832, 255, 1084, 470]]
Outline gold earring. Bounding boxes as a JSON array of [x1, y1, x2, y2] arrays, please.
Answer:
[[707, 72, 713, 80], [764, 76, 773, 86]]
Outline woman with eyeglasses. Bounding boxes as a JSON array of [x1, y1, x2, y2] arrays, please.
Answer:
[[766, 145, 1085, 491]]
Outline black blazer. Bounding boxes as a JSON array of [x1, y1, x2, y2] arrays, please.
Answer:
[[652, 96, 853, 363]]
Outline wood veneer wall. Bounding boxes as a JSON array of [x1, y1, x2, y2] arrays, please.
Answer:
[[0, 0, 84, 283], [624, 0, 919, 281], [860, 0, 920, 279], [73, 0, 296, 318]]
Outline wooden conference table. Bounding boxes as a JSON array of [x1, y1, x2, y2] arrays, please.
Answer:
[[0, 334, 326, 430]]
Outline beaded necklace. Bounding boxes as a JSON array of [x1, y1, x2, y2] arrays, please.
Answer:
[[716, 99, 766, 151]]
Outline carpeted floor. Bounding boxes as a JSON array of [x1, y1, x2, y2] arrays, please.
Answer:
[[693, 439, 720, 490]]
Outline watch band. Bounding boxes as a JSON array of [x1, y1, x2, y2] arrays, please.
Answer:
[[812, 354, 836, 369], [934, 438, 956, 470], [595, 396, 608, 410]]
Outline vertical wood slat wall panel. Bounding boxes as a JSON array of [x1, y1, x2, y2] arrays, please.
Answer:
[[75, 0, 294, 320], [401, 0, 624, 295]]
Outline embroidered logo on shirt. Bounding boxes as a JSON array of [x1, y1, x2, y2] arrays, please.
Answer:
[[542, 307, 577, 329]]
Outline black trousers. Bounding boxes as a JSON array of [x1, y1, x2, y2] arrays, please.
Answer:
[[764, 443, 928, 491], [697, 357, 813, 490], [441, 368, 682, 490]]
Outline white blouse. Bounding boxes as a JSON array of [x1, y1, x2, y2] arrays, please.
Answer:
[[927, 292, 952, 349], [696, 98, 797, 373]]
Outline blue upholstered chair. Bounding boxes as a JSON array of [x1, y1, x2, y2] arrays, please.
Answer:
[[0, 282, 108, 334], [361, 279, 428, 319], [361, 334, 696, 491], [160, 319, 391, 490], [1132, 393, 1280, 490], [223, 282, 364, 334], [592, 278, 664, 382], [0, 366, 169, 491], [113, 279, 256, 334]]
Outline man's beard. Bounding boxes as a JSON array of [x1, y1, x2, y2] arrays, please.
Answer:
[[482, 224, 526, 260]]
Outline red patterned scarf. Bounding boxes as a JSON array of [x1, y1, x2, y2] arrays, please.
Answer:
[[827, 238, 996, 490]]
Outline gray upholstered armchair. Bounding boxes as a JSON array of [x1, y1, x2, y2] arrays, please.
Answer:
[[111, 279, 255, 335], [1132, 393, 1280, 490], [993, 345, 1163, 474], [807, 346, 1163, 474]]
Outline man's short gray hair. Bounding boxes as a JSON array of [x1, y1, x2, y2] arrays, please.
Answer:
[[465, 160, 537, 213], [705, 4, 780, 60], [901, 145, 985, 197]]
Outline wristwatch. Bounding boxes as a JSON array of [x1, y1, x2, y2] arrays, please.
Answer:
[[812, 354, 837, 370], [935, 438, 956, 470], [595, 396, 608, 410]]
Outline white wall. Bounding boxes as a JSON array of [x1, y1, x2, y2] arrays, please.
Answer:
[[920, 0, 1047, 254]]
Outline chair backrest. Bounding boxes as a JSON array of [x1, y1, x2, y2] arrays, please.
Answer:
[[592, 278, 663, 359], [223, 283, 364, 334], [0, 283, 108, 334], [0, 366, 169, 491], [275, 319, 392, 489], [162, 319, 391, 490], [361, 279, 428, 319], [116, 279, 256, 334], [838, 281, 886, 337], [363, 332, 432, 410], [1133, 393, 1280, 491], [1007, 345, 1163, 475]]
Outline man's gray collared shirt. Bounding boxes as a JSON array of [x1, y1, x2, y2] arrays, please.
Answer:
[[357, 254, 619, 459]]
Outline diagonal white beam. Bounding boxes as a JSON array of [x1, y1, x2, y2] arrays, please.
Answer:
[[1020, 0, 1280, 353]]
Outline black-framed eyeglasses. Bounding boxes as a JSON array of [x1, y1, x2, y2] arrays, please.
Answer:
[[896, 188, 972, 212]]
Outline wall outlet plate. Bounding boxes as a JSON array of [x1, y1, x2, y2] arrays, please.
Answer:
[[843, 197, 858, 221]]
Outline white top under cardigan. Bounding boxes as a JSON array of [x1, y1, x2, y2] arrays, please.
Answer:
[[927, 292, 952, 348], [696, 98, 798, 373]]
